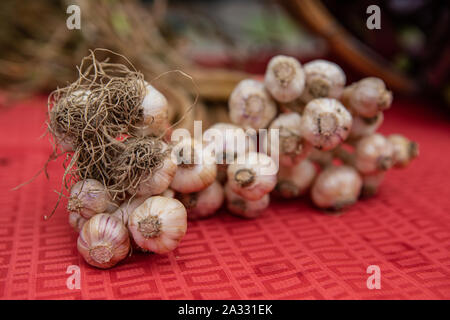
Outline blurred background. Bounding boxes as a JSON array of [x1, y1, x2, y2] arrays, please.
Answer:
[[0, 0, 449, 123]]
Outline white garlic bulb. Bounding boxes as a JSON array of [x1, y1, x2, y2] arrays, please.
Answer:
[[77, 214, 130, 269], [355, 133, 395, 174], [263, 113, 312, 167], [111, 197, 146, 225], [349, 112, 384, 140], [311, 165, 362, 210], [300, 98, 352, 151], [264, 55, 305, 103], [300, 60, 346, 103], [388, 134, 419, 168], [68, 179, 113, 219], [341, 77, 392, 118], [361, 172, 385, 197], [225, 183, 270, 219], [131, 141, 177, 197], [227, 152, 277, 201], [68, 211, 87, 233], [228, 79, 277, 129], [178, 181, 224, 220], [275, 159, 317, 198], [134, 83, 169, 136], [170, 138, 217, 193], [128, 196, 187, 254]]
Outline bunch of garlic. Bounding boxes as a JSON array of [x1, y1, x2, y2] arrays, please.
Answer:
[[222, 55, 418, 213]]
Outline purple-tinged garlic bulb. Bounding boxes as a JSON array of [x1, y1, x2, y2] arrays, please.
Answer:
[[355, 134, 394, 174], [227, 152, 277, 201], [388, 134, 419, 168], [275, 159, 317, 199], [178, 181, 224, 220], [341, 77, 392, 118], [111, 197, 146, 225], [300, 60, 346, 103], [300, 98, 352, 151], [68, 211, 87, 233], [134, 83, 169, 136], [77, 214, 130, 269], [311, 165, 362, 210], [264, 55, 305, 103], [128, 196, 187, 254], [68, 179, 113, 219], [228, 79, 277, 129]]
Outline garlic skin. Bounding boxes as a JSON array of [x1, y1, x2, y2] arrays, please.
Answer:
[[68, 212, 87, 233], [355, 133, 395, 174], [170, 138, 217, 194], [300, 98, 352, 151], [275, 159, 317, 198], [68, 179, 113, 219], [349, 112, 384, 140], [264, 55, 305, 103], [128, 196, 187, 254], [112, 197, 146, 225], [227, 152, 277, 201], [225, 183, 270, 219], [388, 134, 419, 168], [132, 142, 177, 197], [134, 83, 169, 136], [77, 214, 130, 269], [361, 172, 385, 197], [279, 97, 306, 114], [311, 165, 362, 210], [228, 79, 277, 129], [264, 113, 312, 167], [300, 60, 346, 103], [178, 181, 224, 220], [341, 77, 392, 118]]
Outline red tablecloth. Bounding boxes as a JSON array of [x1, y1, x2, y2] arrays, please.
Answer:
[[0, 96, 449, 300]]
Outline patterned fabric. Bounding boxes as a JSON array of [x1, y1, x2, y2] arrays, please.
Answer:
[[0, 96, 449, 300]]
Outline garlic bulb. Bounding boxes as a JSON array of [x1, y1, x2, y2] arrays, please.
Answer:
[[264, 113, 312, 167], [228, 79, 277, 129], [134, 83, 169, 136], [68, 211, 87, 233], [225, 183, 270, 219], [112, 197, 146, 225], [178, 181, 224, 220], [264, 55, 305, 103], [388, 134, 419, 168], [77, 214, 130, 269], [128, 196, 187, 254], [170, 138, 217, 193], [275, 159, 317, 199], [300, 98, 352, 151], [279, 97, 306, 114], [361, 172, 385, 197], [68, 179, 113, 219], [131, 141, 177, 197], [227, 152, 277, 201], [355, 133, 394, 174], [300, 60, 346, 103], [311, 165, 362, 210], [341, 77, 392, 118], [349, 112, 384, 140]]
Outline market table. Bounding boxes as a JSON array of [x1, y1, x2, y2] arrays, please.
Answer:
[[0, 95, 449, 300]]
